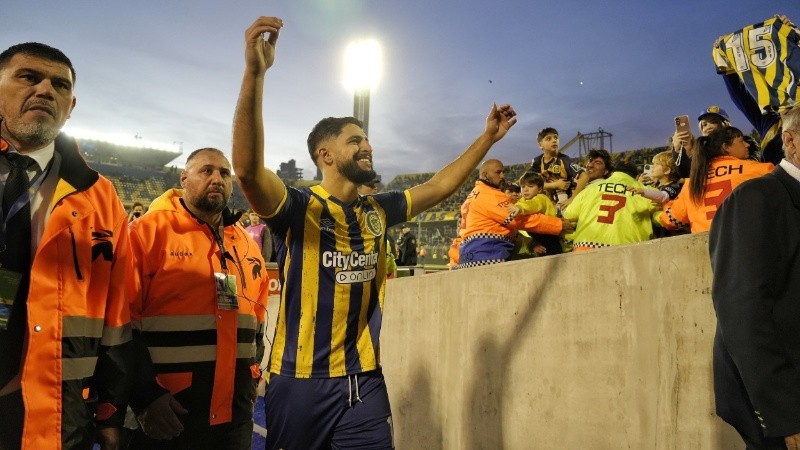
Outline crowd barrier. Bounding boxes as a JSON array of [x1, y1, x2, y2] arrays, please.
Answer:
[[261, 233, 740, 448], [380, 232, 742, 449]]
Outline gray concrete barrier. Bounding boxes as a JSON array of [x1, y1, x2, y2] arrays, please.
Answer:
[[381, 232, 741, 449]]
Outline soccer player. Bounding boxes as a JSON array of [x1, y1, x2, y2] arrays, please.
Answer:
[[231, 16, 518, 449]]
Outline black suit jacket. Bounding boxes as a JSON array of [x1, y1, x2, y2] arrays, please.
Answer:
[[709, 165, 800, 441]]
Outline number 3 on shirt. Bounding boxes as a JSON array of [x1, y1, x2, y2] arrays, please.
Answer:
[[704, 180, 733, 220], [597, 194, 627, 224]]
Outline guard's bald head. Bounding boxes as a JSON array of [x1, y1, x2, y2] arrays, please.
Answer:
[[479, 159, 505, 187], [480, 159, 503, 175]]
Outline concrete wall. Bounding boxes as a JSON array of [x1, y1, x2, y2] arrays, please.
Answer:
[[380, 232, 743, 449]]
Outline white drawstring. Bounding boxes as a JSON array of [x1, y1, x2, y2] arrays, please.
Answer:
[[347, 374, 363, 407], [354, 374, 362, 404]]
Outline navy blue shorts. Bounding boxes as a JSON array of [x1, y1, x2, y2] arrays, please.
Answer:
[[265, 369, 394, 450]]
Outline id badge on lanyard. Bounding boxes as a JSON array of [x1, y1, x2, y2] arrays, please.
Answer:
[[215, 272, 238, 310], [212, 224, 238, 310], [0, 153, 52, 328], [0, 269, 23, 330]]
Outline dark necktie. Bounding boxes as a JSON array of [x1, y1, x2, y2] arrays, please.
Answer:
[[3, 153, 36, 220], [0, 153, 36, 389]]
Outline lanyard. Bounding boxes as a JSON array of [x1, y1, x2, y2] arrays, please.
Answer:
[[212, 223, 229, 272], [1, 157, 53, 240]]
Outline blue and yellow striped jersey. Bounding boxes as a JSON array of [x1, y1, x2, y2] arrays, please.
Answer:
[[266, 184, 411, 378], [714, 15, 800, 113]]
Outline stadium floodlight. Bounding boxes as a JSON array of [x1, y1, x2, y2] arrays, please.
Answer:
[[62, 125, 181, 152], [343, 39, 382, 135]]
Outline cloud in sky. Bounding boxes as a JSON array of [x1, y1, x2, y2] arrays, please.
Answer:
[[4, 1, 796, 182]]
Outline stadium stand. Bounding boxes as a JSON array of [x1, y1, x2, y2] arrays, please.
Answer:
[[77, 138, 252, 211], [382, 146, 666, 266], [74, 136, 677, 448], [76, 135, 665, 260]]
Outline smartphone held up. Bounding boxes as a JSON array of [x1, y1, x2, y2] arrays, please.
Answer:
[[675, 115, 691, 135]]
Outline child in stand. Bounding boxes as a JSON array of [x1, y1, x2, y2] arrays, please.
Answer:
[[627, 151, 682, 205], [503, 182, 521, 204], [627, 150, 685, 237], [507, 172, 562, 256], [526, 127, 588, 209], [501, 181, 538, 260]]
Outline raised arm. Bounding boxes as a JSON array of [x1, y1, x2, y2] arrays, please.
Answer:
[[407, 103, 516, 217], [232, 16, 287, 216]]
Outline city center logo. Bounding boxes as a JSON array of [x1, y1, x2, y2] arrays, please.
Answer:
[[336, 268, 377, 284], [322, 250, 379, 285]]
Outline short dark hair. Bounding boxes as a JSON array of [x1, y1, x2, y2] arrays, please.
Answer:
[[614, 162, 639, 179], [587, 149, 613, 173], [0, 42, 76, 82], [307, 117, 364, 165], [519, 172, 545, 189], [537, 127, 558, 142], [503, 182, 521, 193], [185, 147, 226, 165]]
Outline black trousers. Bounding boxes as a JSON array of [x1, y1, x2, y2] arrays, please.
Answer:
[[129, 420, 253, 450], [0, 390, 24, 450]]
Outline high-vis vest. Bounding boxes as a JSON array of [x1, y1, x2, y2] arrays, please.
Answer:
[[19, 133, 133, 450], [129, 189, 268, 426]]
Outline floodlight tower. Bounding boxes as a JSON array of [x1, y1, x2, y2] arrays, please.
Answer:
[[343, 39, 382, 135]]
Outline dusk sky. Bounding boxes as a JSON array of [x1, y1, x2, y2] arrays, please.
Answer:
[[5, 2, 798, 182]]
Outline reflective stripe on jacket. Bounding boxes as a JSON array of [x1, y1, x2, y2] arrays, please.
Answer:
[[21, 133, 133, 450], [129, 189, 269, 426], [461, 180, 562, 240]]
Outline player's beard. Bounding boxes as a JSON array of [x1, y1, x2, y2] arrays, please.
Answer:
[[339, 154, 376, 184]]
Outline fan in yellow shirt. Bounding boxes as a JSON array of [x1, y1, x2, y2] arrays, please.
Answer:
[[507, 172, 561, 256]]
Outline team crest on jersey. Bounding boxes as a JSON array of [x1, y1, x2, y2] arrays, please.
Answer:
[[365, 210, 383, 236]]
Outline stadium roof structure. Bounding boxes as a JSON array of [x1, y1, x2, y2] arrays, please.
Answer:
[[77, 138, 182, 169]]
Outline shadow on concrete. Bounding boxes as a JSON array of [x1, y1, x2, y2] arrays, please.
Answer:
[[391, 365, 444, 449], [465, 257, 564, 449]]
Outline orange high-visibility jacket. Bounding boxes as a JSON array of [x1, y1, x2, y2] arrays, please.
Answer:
[[456, 180, 563, 267], [461, 180, 563, 240], [20, 133, 133, 449], [128, 189, 269, 427], [660, 156, 774, 233]]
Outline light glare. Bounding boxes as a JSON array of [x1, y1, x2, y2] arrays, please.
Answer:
[[343, 39, 383, 93], [62, 125, 180, 152]]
